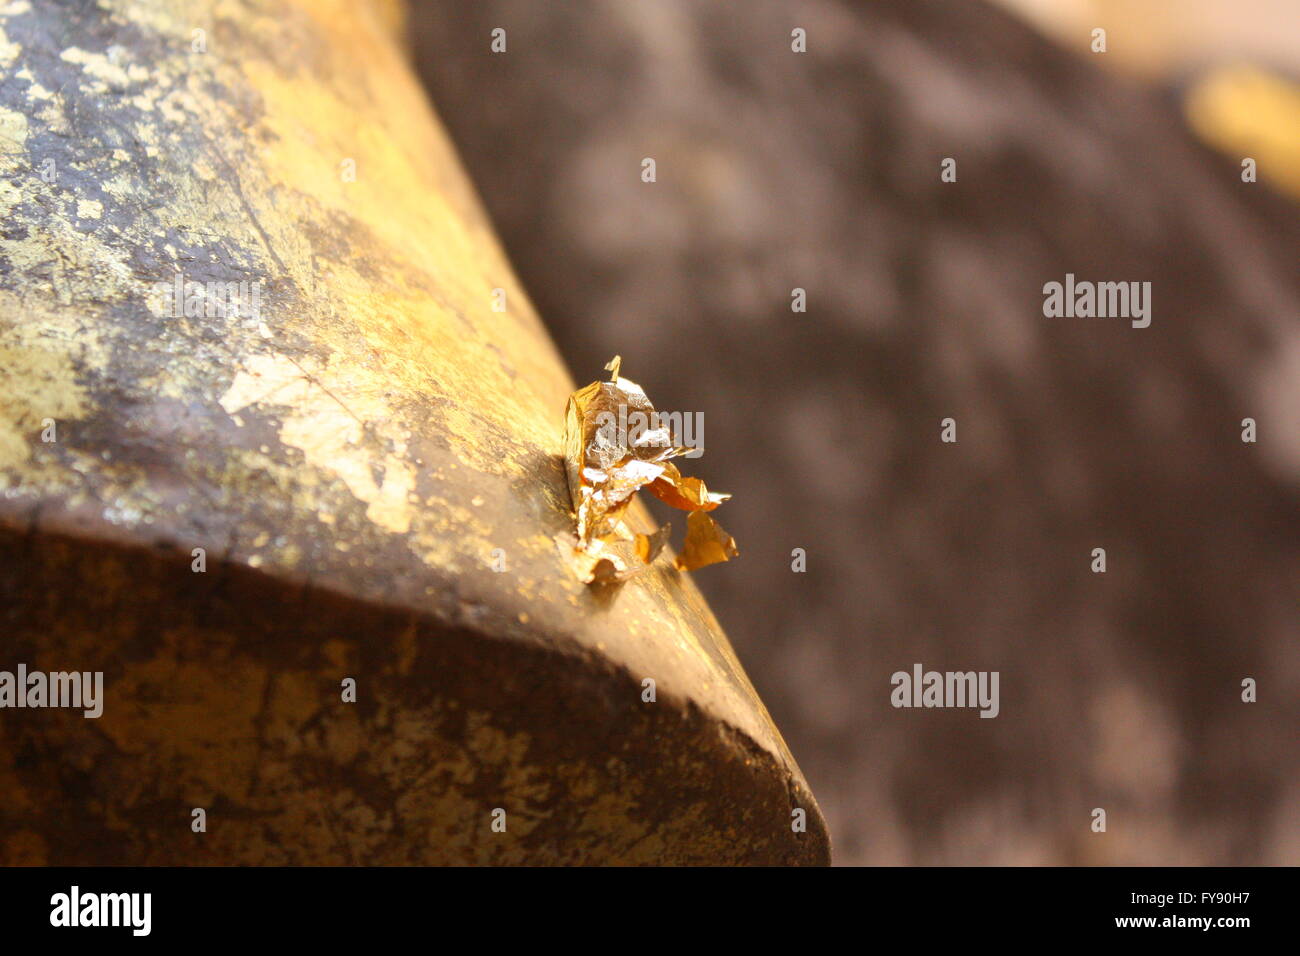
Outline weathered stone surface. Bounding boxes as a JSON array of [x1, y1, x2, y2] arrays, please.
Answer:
[[0, 0, 827, 865]]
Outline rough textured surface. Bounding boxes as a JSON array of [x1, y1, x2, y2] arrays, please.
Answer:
[[0, 0, 827, 864], [410, 0, 1300, 864]]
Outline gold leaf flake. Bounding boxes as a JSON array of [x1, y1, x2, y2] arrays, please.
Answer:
[[562, 357, 737, 584]]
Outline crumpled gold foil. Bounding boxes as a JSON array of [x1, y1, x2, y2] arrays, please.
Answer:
[[562, 356, 738, 583]]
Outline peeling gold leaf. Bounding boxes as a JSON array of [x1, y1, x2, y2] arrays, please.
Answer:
[[648, 461, 731, 512], [675, 510, 739, 572], [636, 523, 671, 564]]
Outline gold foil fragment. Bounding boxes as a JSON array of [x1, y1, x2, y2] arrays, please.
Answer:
[[675, 510, 739, 572]]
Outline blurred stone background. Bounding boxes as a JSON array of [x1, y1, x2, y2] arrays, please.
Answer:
[[407, 0, 1299, 864]]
